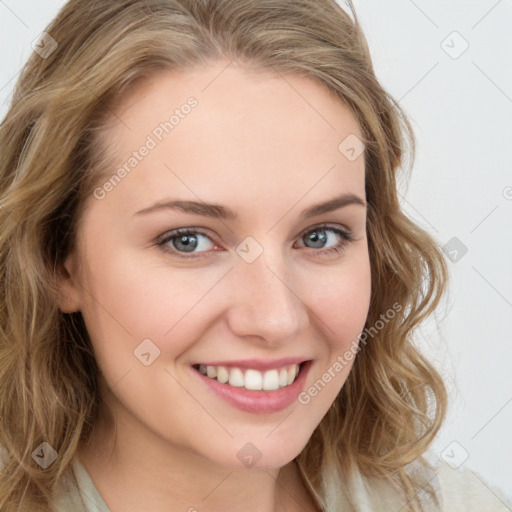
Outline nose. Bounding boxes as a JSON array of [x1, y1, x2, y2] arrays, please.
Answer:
[[225, 247, 310, 346]]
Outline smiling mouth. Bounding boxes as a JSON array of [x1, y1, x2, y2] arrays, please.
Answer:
[[191, 361, 308, 392]]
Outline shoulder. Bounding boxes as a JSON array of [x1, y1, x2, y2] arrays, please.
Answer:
[[0, 443, 89, 512], [348, 454, 511, 512], [432, 460, 511, 512]]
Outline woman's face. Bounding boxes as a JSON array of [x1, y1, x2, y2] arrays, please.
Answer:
[[59, 61, 371, 470]]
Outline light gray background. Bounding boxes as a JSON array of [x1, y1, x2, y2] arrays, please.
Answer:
[[1, 0, 511, 505]]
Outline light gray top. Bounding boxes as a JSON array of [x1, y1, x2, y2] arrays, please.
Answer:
[[52, 458, 111, 512]]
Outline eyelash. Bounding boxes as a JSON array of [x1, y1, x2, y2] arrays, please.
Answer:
[[156, 223, 354, 260]]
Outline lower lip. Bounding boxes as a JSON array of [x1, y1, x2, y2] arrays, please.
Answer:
[[192, 361, 313, 414]]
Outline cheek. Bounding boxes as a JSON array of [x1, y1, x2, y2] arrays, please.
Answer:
[[307, 251, 372, 346], [83, 259, 199, 331], [77, 255, 215, 435], [76, 248, 182, 369], [298, 250, 371, 404]]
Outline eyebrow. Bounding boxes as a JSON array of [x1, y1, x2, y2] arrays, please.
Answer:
[[133, 192, 366, 221]]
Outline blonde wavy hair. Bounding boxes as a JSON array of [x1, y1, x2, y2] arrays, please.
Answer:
[[0, 0, 448, 510]]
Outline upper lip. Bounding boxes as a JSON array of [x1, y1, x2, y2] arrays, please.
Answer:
[[192, 357, 311, 372]]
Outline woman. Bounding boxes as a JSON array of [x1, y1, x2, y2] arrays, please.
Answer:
[[0, 1, 509, 511]]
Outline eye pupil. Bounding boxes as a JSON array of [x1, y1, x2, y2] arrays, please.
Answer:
[[174, 234, 198, 252], [306, 229, 327, 248]]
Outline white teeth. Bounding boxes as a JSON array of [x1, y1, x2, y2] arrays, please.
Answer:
[[228, 368, 244, 387], [217, 366, 229, 384], [196, 363, 301, 391], [245, 369, 263, 390], [264, 369, 280, 391]]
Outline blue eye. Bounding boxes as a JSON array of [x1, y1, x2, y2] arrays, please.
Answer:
[[296, 224, 354, 256], [157, 228, 214, 257], [156, 224, 353, 259]]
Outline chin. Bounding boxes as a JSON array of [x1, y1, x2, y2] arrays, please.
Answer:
[[212, 437, 308, 471]]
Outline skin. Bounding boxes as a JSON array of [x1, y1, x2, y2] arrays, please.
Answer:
[[56, 60, 371, 512]]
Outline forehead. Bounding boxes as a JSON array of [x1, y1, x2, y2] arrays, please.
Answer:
[[93, 62, 365, 219]]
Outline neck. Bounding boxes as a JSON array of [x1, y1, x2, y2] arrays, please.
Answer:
[[77, 405, 320, 512]]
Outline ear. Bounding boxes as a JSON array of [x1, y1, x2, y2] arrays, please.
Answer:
[[53, 252, 83, 313]]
